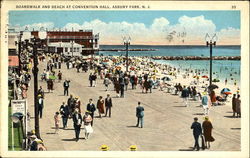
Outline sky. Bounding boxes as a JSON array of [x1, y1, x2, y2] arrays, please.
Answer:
[[9, 11, 240, 45]]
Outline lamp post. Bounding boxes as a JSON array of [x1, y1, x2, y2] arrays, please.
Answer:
[[71, 40, 74, 57], [18, 31, 23, 76], [30, 36, 41, 139], [123, 36, 131, 73], [205, 33, 217, 86], [31, 30, 46, 139]]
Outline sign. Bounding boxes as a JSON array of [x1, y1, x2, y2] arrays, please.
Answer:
[[11, 100, 26, 115]]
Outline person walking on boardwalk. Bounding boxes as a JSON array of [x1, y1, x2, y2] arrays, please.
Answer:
[[201, 92, 211, 116], [232, 94, 237, 117], [119, 76, 125, 97], [97, 96, 105, 118], [57, 71, 62, 82], [191, 117, 202, 151], [67, 94, 75, 116], [124, 75, 129, 91], [181, 86, 189, 107], [38, 95, 44, 119], [83, 111, 93, 140], [54, 112, 60, 134], [136, 102, 144, 128], [87, 99, 96, 126], [105, 94, 112, 117], [103, 77, 110, 91], [75, 97, 81, 113], [148, 77, 153, 93], [38, 86, 45, 99], [89, 73, 93, 87], [59, 102, 70, 129], [235, 94, 241, 118], [202, 116, 215, 149], [72, 108, 83, 142], [63, 79, 70, 96]]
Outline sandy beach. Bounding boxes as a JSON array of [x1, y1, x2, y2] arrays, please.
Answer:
[[96, 55, 240, 107]]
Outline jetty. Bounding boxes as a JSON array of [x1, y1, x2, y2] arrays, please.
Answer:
[[151, 56, 241, 60], [99, 48, 157, 51]]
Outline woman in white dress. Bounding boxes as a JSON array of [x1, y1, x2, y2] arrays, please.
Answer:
[[83, 111, 93, 140]]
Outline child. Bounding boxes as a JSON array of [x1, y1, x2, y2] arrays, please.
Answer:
[[54, 112, 60, 134]]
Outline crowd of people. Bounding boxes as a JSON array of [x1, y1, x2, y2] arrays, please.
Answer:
[[55, 93, 113, 141], [8, 52, 241, 151]]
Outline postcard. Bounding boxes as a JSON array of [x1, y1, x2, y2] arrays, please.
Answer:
[[0, 1, 249, 158]]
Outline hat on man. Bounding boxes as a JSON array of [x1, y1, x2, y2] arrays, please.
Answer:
[[204, 116, 209, 121], [30, 135, 37, 139]]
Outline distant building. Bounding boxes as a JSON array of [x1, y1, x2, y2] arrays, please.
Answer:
[[8, 28, 19, 67], [30, 29, 99, 56]]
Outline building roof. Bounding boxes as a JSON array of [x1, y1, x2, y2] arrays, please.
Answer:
[[9, 56, 19, 67]]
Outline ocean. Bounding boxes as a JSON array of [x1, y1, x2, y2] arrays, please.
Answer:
[[99, 45, 241, 85]]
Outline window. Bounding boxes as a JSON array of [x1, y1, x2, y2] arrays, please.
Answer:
[[74, 48, 76, 52], [70, 48, 72, 52], [65, 47, 68, 52], [77, 48, 80, 52]]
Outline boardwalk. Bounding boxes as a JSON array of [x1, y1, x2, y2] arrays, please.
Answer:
[[26, 60, 240, 151]]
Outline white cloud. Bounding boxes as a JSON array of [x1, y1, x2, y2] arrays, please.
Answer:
[[12, 16, 240, 45], [14, 22, 55, 32]]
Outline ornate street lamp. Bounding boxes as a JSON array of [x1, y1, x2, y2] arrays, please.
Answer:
[[123, 36, 131, 73], [30, 31, 46, 139], [71, 40, 74, 57], [18, 31, 23, 76], [205, 33, 218, 86]]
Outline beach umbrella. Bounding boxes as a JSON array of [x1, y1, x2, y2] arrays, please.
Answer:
[[202, 75, 208, 78], [101, 62, 109, 65], [161, 76, 171, 81], [212, 78, 220, 82], [224, 92, 232, 95], [208, 84, 219, 90], [193, 75, 199, 78], [221, 88, 231, 94], [116, 66, 121, 70], [49, 75, 57, 80], [130, 67, 135, 70]]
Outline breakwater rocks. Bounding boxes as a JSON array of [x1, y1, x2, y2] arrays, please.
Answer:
[[151, 56, 241, 60], [99, 49, 157, 51]]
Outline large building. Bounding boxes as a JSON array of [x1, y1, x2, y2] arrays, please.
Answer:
[[30, 29, 99, 56], [8, 28, 19, 67]]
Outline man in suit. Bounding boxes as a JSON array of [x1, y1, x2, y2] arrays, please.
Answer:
[[38, 86, 45, 98], [72, 108, 82, 142], [191, 117, 202, 151], [119, 76, 125, 98], [86, 99, 96, 126], [59, 102, 70, 129], [105, 94, 112, 117], [63, 80, 70, 96], [181, 85, 189, 107], [136, 102, 144, 128], [38, 95, 44, 118]]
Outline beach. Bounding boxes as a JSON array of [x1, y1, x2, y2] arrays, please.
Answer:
[[96, 55, 240, 106]]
